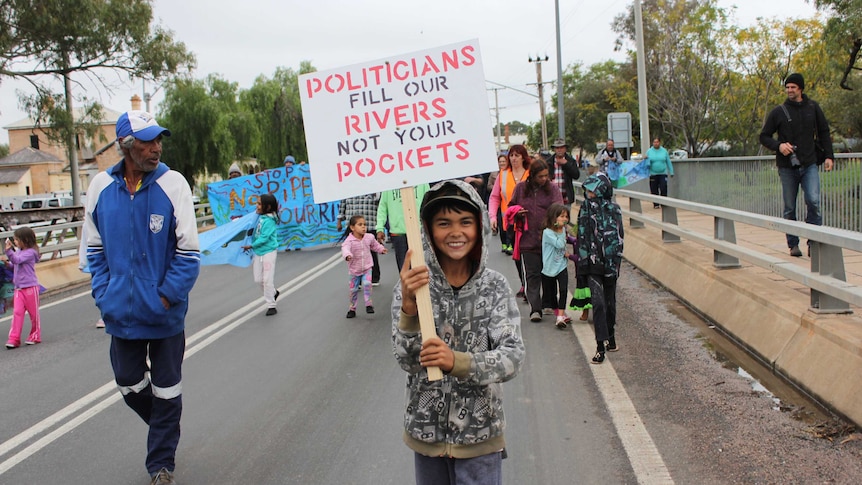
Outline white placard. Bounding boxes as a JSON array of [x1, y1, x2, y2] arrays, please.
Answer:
[[300, 39, 497, 203]]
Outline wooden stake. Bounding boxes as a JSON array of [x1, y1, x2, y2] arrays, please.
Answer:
[[400, 186, 443, 381]]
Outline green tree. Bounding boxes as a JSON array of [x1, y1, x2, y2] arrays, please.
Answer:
[[239, 63, 314, 168], [491, 120, 530, 135], [547, 60, 636, 155], [813, 0, 862, 90], [722, 18, 829, 155], [159, 74, 258, 185], [614, 0, 735, 157], [0, 0, 195, 201], [0, 144, 8, 158]]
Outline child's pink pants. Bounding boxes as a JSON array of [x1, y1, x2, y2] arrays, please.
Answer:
[[7, 286, 40, 345]]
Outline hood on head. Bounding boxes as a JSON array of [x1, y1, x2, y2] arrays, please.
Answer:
[[582, 172, 613, 199]]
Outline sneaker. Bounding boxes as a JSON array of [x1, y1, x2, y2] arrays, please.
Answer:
[[274, 290, 280, 301], [606, 336, 619, 352], [530, 312, 542, 322], [346, 310, 356, 318], [150, 468, 175, 485], [555, 317, 567, 329], [96, 319, 105, 328], [372, 281, 380, 287], [5, 342, 18, 349], [789, 246, 803, 257], [265, 308, 277, 316], [542, 308, 554, 315], [591, 352, 605, 364], [366, 305, 375, 314], [25, 340, 40, 345], [516, 287, 526, 299]]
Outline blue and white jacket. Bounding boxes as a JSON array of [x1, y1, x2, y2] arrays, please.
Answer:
[[85, 160, 201, 340]]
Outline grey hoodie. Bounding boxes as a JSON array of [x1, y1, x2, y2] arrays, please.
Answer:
[[392, 179, 525, 459]]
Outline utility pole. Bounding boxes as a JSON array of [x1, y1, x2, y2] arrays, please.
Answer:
[[63, 51, 82, 206], [528, 55, 550, 150], [554, 0, 565, 141], [634, 0, 650, 155], [488, 87, 505, 154]]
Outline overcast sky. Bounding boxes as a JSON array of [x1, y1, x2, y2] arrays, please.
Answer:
[[0, 0, 821, 146]]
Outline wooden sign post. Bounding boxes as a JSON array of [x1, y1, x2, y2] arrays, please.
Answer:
[[400, 185, 443, 381]]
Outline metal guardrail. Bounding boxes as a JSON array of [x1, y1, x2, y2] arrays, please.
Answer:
[[0, 203, 214, 262], [606, 186, 862, 313], [621, 153, 862, 233]]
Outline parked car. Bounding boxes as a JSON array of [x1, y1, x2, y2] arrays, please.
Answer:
[[670, 149, 688, 160], [21, 197, 74, 209]]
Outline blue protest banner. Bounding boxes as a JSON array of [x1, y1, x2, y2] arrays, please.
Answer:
[[206, 164, 341, 250], [607, 159, 650, 188], [199, 212, 258, 267]]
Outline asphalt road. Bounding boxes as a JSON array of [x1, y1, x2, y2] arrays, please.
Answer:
[[1, 243, 859, 484]]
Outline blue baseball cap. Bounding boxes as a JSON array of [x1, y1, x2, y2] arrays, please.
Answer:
[[115, 110, 171, 142]]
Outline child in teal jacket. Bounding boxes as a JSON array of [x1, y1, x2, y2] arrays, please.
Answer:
[[243, 194, 280, 315]]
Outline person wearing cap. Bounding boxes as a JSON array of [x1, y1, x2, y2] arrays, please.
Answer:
[[393, 179, 524, 484], [545, 138, 580, 208], [84, 110, 200, 485], [228, 162, 243, 179], [759, 72, 834, 257], [283, 155, 296, 168]]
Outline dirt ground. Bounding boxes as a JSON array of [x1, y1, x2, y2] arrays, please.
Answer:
[[590, 261, 862, 484]]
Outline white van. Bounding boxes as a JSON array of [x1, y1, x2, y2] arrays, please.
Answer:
[[21, 197, 74, 209]]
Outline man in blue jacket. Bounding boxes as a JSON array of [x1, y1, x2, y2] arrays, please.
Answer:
[[85, 110, 200, 485]]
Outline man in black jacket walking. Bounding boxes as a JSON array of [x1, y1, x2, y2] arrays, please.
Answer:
[[759, 72, 834, 257], [545, 138, 581, 208]]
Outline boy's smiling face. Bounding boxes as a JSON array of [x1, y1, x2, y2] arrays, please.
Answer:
[[430, 208, 478, 265]]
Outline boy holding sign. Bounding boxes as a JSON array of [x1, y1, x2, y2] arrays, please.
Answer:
[[393, 180, 525, 484]]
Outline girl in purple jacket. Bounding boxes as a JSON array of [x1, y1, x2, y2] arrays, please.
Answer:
[[341, 215, 387, 318], [5, 227, 41, 348]]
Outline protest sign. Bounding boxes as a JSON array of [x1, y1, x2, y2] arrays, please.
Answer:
[[300, 40, 497, 381], [206, 164, 341, 250], [299, 39, 497, 204]]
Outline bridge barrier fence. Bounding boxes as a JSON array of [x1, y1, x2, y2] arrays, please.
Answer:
[[0, 203, 214, 262], [579, 153, 861, 313]]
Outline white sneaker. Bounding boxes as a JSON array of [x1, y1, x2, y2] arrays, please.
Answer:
[[542, 308, 554, 315], [96, 319, 105, 328]]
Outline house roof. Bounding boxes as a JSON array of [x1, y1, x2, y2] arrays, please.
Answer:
[[0, 147, 65, 166], [2, 106, 123, 131], [0, 167, 30, 185]]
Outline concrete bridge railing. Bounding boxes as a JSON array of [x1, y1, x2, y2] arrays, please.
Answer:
[[595, 185, 862, 428]]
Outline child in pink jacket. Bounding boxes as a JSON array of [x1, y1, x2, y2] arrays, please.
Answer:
[[341, 215, 387, 318]]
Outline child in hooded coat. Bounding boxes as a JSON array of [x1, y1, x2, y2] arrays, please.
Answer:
[[576, 171, 624, 364]]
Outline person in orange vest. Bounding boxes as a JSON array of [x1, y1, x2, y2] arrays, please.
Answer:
[[488, 144, 531, 299]]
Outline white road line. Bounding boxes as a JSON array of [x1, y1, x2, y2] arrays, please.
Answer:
[[568, 306, 675, 485], [0, 253, 342, 476]]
